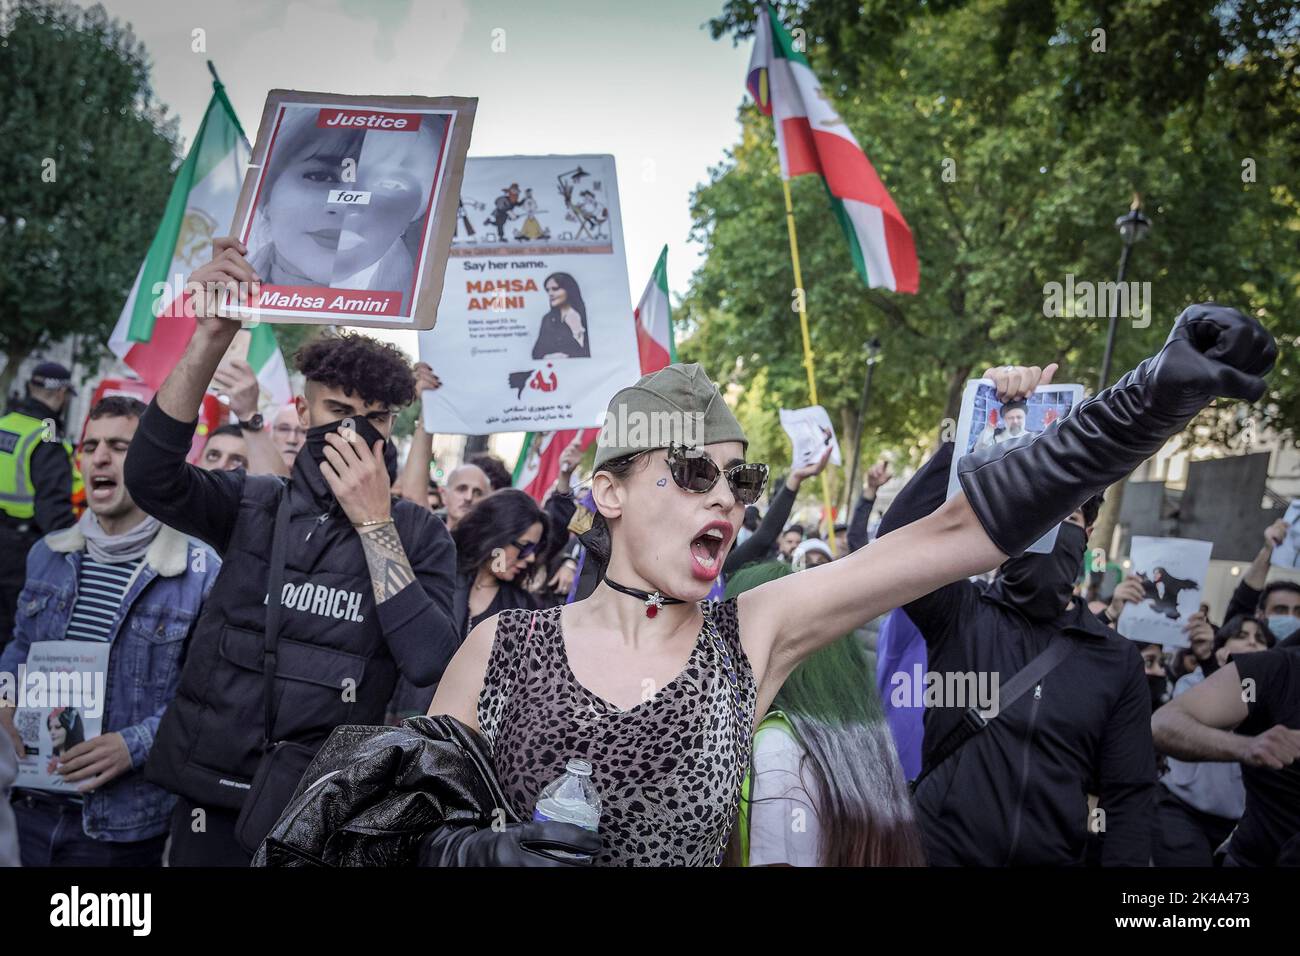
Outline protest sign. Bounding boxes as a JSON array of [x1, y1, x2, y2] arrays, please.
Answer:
[[418, 155, 642, 434], [1118, 536, 1214, 648], [226, 90, 475, 329], [1270, 500, 1300, 569], [947, 379, 1084, 554], [11, 641, 110, 793], [779, 405, 842, 468]]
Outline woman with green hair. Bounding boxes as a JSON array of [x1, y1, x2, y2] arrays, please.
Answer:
[[725, 562, 924, 866]]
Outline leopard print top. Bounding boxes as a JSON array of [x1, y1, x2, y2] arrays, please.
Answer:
[[477, 599, 757, 866]]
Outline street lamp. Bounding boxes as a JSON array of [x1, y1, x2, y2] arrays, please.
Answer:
[[846, 337, 882, 520], [1097, 196, 1151, 391], [1089, 196, 1153, 566]]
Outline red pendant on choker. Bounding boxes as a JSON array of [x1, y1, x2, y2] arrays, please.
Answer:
[[603, 578, 685, 618]]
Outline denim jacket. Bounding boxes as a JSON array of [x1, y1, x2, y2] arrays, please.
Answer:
[[0, 523, 219, 842]]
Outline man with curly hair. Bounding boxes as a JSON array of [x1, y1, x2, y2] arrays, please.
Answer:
[[123, 237, 459, 865]]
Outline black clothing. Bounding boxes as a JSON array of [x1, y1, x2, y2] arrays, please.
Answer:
[[846, 492, 877, 553], [880, 442, 1155, 866], [1152, 787, 1235, 866], [531, 311, 590, 359], [538, 492, 578, 569], [1229, 646, 1300, 865], [993, 522, 1088, 622], [1141, 572, 1198, 619], [723, 480, 797, 574], [254, 715, 516, 867], [168, 797, 248, 867], [1224, 578, 1262, 624], [459, 572, 536, 635], [0, 526, 34, 650], [124, 399, 459, 817]]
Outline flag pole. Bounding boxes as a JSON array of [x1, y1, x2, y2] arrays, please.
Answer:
[[780, 179, 838, 555]]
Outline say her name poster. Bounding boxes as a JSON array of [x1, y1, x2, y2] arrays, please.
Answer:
[[418, 155, 642, 434]]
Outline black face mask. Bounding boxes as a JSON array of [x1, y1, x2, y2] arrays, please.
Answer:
[[303, 415, 398, 485], [994, 521, 1088, 622]]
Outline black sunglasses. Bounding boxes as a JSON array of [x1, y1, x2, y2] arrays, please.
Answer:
[[510, 538, 539, 559], [664, 443, 768, 505]]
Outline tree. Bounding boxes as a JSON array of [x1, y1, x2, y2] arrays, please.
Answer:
[[685, 0, 1300, 511], [0, 0, 180, 396]]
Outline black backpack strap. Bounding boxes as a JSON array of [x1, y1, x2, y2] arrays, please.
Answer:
[[912, 633, 1078, 792], [261, 487, 294, 749]]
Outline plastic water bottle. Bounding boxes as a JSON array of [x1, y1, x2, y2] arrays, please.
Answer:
[[533, 758, 601, 842]]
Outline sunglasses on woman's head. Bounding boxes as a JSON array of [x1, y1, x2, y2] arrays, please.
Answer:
[[664, 443, 768, 505]]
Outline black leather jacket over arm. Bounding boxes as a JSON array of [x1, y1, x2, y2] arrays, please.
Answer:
[[254, 715, 516, 867]]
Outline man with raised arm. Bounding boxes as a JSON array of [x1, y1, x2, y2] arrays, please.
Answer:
[[123, 237, 459, 865]]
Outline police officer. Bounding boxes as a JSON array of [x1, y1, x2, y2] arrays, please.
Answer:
[[0, 362, 78, 648]]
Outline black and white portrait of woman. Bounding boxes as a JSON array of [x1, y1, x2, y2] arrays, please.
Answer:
[[531, 272, 591, 359], [244, 107, 448, 314]]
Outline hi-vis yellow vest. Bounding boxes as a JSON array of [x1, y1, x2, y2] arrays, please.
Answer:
[[0, 411, 76, 521]]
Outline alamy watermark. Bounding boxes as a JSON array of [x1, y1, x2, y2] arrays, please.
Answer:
[[1042, 273, 1151, 328], [596, 407, 706, 453], [0, 668, 105, 718], [888, 664, 1000, 717]]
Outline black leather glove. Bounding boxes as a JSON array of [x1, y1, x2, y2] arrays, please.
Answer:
[[959, 303, 1276, 556], [418, 820, 602, 867]]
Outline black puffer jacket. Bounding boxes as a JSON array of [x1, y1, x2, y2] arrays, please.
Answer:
[[254, 715, 513, 866], [125, 400, 459, 810]]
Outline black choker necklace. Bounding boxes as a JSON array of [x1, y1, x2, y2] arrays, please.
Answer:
[[603, 578, 686, 619]]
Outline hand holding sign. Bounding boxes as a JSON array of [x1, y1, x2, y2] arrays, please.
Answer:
[[787, 444, 832, 491], [188, 237, 259, 331], [779, 405, 842, 470], [1269, 505, 1300, 569], [57, 732, 132, 792]]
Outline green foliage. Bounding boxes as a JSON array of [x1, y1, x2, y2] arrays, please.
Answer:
[[0, 0, 181, 380], [687, 0, 1300, 495], [272, 323, 325, 371]]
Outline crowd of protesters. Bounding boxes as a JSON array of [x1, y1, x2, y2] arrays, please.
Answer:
[[0, 244, 1293, 867]]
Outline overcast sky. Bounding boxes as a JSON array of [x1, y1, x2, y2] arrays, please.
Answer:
[[100, 0, 755, 359]]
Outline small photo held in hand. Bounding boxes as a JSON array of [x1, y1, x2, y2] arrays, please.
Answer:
[[946, 379, 1084, 553], [1118, 536, 1214, 648], [779, 405, 842, 469], [1269, 500, 1300, 569]]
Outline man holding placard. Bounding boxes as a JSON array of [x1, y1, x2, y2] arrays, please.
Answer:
[[123, 237, 460, 865], [1222, 515, 1300, 644], [876, 364, 1155, 867]]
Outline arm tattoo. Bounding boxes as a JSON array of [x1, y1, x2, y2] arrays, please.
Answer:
[[357, 520, 416, 603]]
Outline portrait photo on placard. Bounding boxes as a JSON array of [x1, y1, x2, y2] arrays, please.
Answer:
[[230, 91, 475, 329], [947, 380, 1084, 553]]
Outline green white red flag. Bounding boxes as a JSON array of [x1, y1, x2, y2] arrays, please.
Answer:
[[634, 245, 676, 371], [109, 80, 291, 405], [746, 5, 919, 293], [514, 250, 676, 502]]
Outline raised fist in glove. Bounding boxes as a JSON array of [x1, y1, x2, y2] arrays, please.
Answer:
[[956, 302, 1276, 560], [419, 819, 602, 867], [1149, 303, 1277, 413]]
